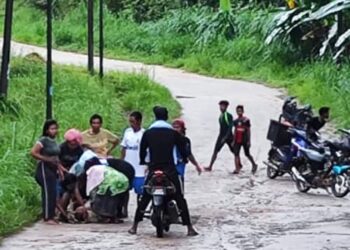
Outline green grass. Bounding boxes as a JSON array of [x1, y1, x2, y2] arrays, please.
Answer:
[[0, 55, 179, 237], [3, 4, 349, 127]]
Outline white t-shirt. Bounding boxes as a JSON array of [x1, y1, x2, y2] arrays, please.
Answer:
[[121, 128, 146, 177]]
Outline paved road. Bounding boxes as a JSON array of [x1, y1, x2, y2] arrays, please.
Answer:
[[1, 40, 350, 250]]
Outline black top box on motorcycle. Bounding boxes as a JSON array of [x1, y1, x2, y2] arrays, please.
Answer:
[[267, 120, 291, 146]]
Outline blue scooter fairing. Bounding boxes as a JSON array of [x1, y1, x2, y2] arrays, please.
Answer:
[[332, 165, 350, 175]]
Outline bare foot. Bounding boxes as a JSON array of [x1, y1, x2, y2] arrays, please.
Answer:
[[112, 219, 124, 224], [232, 170, 240, 175], [204, 167, 212, 172], [128, 227, 137, 235], [187, 226, 199, 236], [44, 219, 59, 225]]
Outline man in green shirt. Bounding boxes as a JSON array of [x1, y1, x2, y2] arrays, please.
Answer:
[[205, 100, 234, 171]]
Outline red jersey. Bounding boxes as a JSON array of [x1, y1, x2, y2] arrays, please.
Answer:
[[233, 116, 251, 144]]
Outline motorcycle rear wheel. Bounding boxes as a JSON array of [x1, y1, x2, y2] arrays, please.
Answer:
[[296, 179, 310, 193], [331, 175, 349, 198]]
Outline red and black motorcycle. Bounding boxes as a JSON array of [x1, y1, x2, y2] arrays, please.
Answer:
[[143, 170, 181, 238]]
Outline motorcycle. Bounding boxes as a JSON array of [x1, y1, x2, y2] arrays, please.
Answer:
[[327, 129, 350, 197], [291, 140, 334, 193], [331, 163, 350, 197], [143, 170, 180, 238], [265, 122, 310, 180], [265, 97, 314, 180], [279, 96, 313, 129]]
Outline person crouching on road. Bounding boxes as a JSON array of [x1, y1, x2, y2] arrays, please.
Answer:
[[57, 129, 84, 220]]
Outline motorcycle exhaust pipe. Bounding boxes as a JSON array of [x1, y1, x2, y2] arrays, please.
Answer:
[[167, 200, 179, 224]]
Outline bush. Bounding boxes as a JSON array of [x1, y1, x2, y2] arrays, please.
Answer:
[[25, 0, 82, 17], [106, 0, 182, 22]]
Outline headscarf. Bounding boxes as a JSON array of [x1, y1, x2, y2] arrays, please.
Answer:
[[64, 128, 83, 145], [172, 119, 186, 130]]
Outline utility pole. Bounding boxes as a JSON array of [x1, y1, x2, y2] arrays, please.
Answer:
[[336, 12, 344, 65], [99, 0, 104, 78], [87, 0, 94, 74], [0, 0, 14, 99], [46, 0, 53, 119]]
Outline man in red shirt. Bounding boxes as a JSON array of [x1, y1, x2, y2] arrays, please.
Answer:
[[232, 105, 257, 174]]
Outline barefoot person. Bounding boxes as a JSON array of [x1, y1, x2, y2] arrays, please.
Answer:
[[31, 120, 66, 225], [172, 118, 203, 190], [128, 106, 198, 236], [82, 114, 119, 158], [232, 105, 257, 174], [205, 100, 234, 171], [120, 111, 146, 217], [58, 129, 84, 219]]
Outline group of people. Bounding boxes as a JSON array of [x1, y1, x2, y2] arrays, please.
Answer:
[[30, 106, 202, 235], [206, 100, 258, 174], [30, 101, 257, 235], [31, 114, 130, 225]]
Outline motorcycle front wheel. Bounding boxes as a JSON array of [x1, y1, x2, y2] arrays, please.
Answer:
[[296, 179, 310, 193], [331, 174, 349, 198]]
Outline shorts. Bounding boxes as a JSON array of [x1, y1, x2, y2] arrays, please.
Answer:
[[56, 180, 63, 198], [176, 163, 186, 177], [233, 143, 251, 157], [133, 177, 145, 195], [214, 135, 234, 153]]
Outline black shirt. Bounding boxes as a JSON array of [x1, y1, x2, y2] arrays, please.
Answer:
[[177, 136, 192, 163], [107, 158, 135, 184], [140, 127, 187, 172], [219, 112, 234, 136], [307, 117, 325, 132], [59, 142, 84, 170]]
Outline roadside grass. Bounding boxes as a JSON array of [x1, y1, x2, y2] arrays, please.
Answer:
[[0, 56, 179, 236], [2, 4, 348, 126]]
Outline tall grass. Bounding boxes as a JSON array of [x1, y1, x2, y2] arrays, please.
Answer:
[[1, 3, 350, 125], [0, 56, 179, 236]]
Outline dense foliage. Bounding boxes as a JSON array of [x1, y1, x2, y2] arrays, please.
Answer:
[[266, 0, 350, 61]]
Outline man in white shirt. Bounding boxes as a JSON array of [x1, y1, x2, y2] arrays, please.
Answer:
[[120, 111, 146, 217]]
